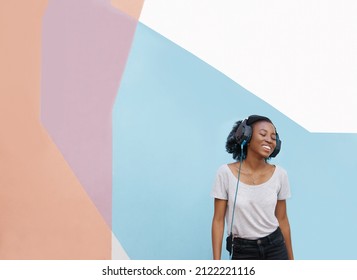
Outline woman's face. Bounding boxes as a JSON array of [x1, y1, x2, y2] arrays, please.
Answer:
[[248, 121, 277, 159]]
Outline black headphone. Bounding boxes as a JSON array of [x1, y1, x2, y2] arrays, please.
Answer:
[[234, 115, 281, 158]]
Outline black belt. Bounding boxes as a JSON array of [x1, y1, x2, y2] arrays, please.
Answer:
[[233, 227, 282, 246]]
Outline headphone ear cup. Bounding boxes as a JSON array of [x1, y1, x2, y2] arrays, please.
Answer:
[[235, 119, 252, 146], [270, 134, 281, 158]]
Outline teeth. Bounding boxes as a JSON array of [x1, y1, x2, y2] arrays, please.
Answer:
[[262, 145, 271, 150]]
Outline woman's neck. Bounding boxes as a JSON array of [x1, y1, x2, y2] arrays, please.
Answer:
[[242, 157, 268, 171]]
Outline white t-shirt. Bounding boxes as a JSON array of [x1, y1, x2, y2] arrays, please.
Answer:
[[211, 164, 291, 239]]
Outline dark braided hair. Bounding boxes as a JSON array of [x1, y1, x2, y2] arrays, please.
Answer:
[[225, 120, 248, 160]]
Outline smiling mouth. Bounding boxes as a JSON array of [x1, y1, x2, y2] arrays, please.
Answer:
[[262, 145, 271, 151]]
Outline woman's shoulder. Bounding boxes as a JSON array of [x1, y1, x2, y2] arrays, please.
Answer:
[[273, 164, 287, 172], [272, 164, 289, 178], [215, 163, 237, 177], [216, 163, 229, 173]]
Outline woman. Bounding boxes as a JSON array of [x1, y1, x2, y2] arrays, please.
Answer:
[[211, 115, 293, 260]]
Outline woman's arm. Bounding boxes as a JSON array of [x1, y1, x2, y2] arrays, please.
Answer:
[[275, 200, 294, 260], [212, 198, 227, 260]]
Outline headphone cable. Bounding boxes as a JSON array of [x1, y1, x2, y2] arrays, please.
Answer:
[[229, 142, 244, 259]]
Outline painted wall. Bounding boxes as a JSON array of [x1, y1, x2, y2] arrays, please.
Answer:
[[1, 0, 357, 260]]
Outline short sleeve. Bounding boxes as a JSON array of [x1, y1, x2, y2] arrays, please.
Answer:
[[277, 168, 291, 200], [210, 165, 228, 200]]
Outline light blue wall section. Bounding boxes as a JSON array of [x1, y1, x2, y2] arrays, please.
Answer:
[[285, 132, 357, 259], [113, 23, 357, 259]]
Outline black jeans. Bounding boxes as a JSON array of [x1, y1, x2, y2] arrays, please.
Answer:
[[232, 227, 288, 260]]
